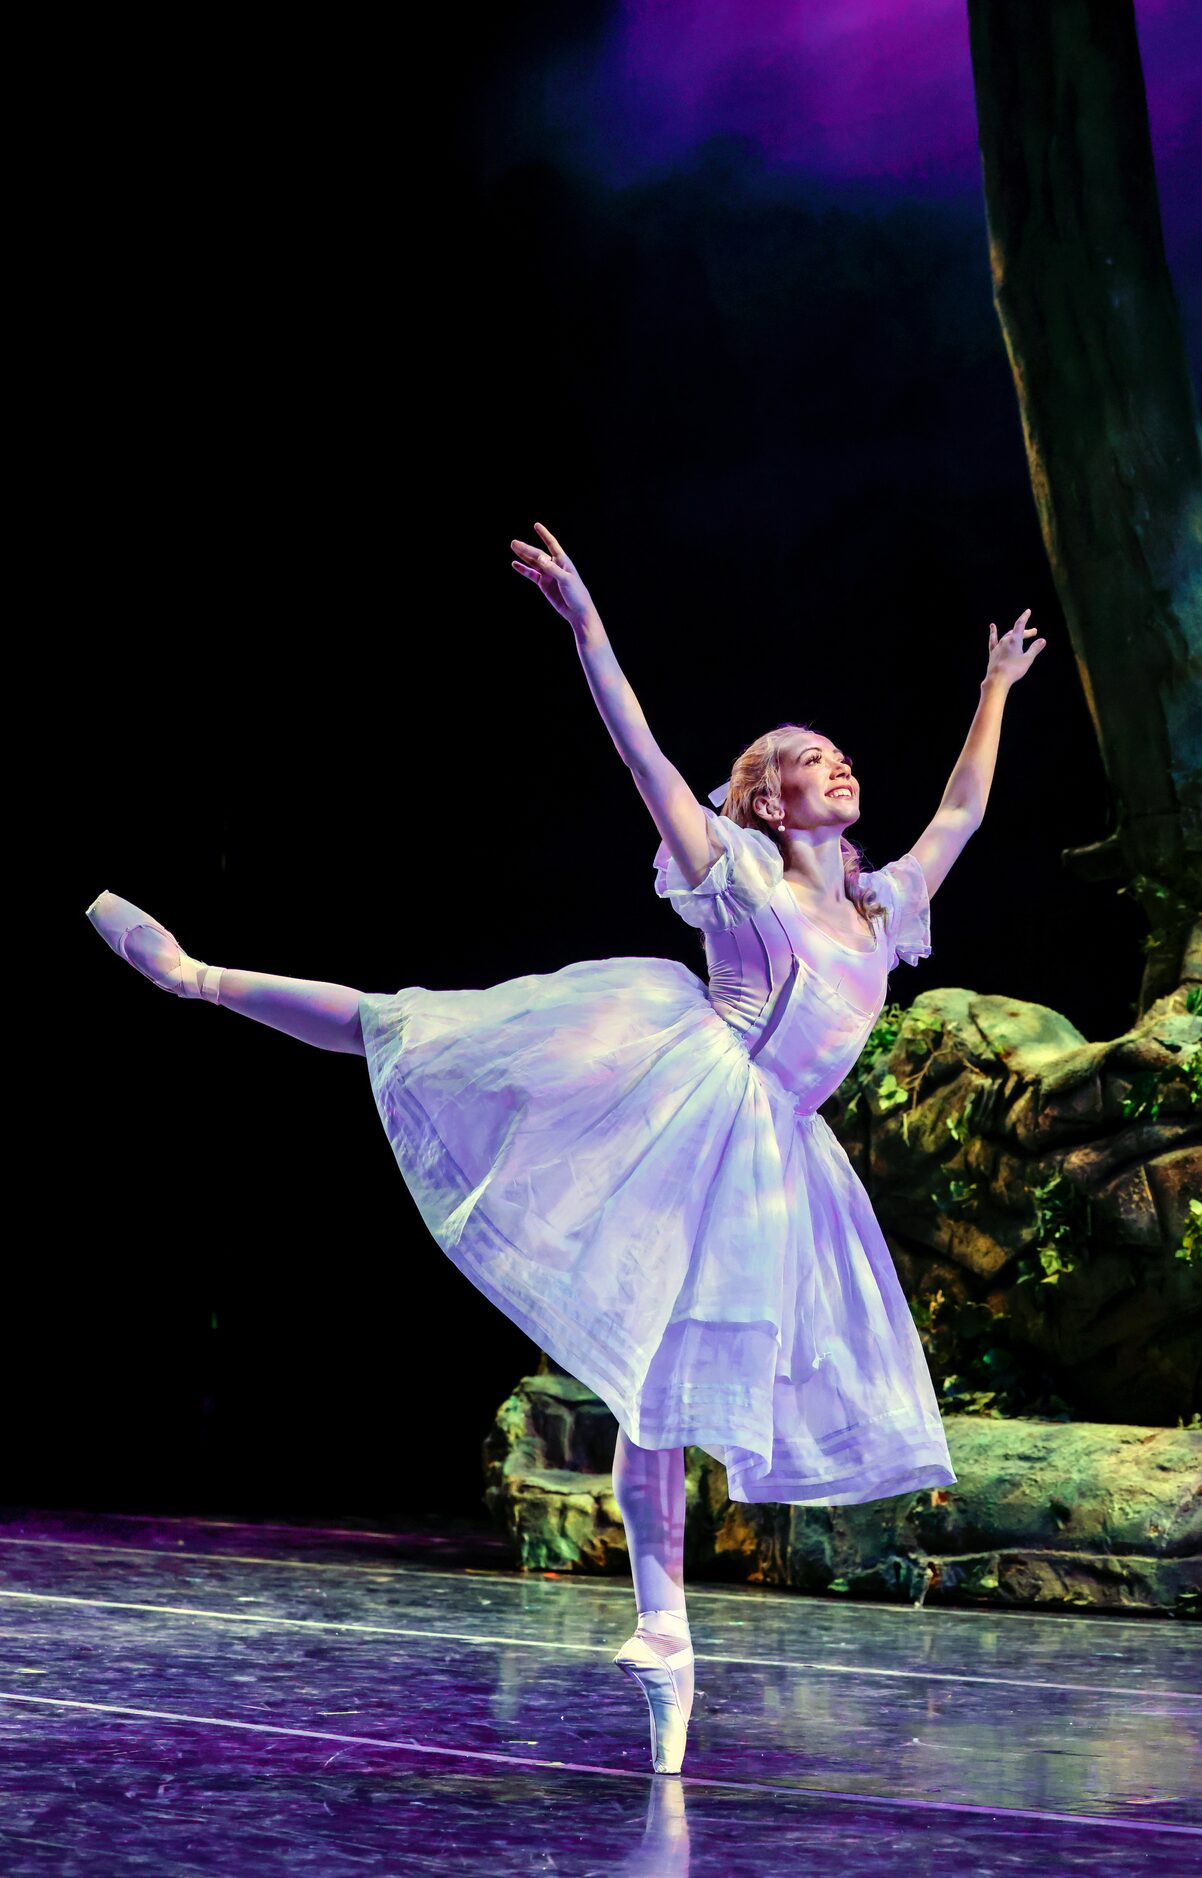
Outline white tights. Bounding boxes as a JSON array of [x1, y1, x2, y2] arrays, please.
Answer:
[[214, 967, 367, 1056], [612, 1429, 694, 1718], [121, 920, 368, 1066], [121, 921, 368, 1057]]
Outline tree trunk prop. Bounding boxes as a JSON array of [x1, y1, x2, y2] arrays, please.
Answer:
[[966, 0, 1202, 1009]]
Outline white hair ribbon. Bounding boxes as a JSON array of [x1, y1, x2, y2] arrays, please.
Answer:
[[707, 780, 732, 807]]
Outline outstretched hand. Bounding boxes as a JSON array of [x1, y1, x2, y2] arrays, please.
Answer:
[[986, 609, 1046, 686], [510, 523, 596, 625]]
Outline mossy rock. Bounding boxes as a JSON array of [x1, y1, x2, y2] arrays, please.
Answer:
[[483, 1373, 1202, 1615], [823, 981, 1201, 1422]]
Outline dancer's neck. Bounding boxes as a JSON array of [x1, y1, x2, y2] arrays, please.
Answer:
[[778, 827, 849, 902]]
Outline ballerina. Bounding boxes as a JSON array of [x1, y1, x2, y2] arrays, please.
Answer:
[[86, 521, 1045, 1775]]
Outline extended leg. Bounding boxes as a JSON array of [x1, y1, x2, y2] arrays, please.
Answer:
[[86, 890, 366, 1055], [214, 968, 365, 1055]]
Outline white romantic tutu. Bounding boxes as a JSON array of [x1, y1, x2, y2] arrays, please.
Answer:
[[359, 804, 956, 1506]]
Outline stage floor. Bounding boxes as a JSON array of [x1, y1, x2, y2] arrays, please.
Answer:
[[0, 1506, 1198, 1875]]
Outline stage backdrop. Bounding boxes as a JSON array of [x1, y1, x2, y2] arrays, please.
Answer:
[[43, 1, 1200, 1515]]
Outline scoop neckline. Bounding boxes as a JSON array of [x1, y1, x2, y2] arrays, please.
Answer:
[[781, 882, 881, 956]]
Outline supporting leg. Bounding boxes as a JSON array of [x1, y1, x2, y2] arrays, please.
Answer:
[[612, 1429, 694, 1722], [613, 1430, 687, 1612]]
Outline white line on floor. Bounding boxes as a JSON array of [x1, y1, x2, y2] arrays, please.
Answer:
[[0, 1590, 1195, 1702], [0, 1533, 1190, 1635], [0, 1690, 1197, 1838]]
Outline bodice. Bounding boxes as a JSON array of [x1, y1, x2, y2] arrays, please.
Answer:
[[702, 881, 888, 1114], [652, 807, 932, 1116]]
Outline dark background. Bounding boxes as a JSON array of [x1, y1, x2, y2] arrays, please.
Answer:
[[34, 4, 1200, 1518]]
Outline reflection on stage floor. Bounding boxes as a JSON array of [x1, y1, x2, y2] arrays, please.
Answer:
[[0, 1506, 1198, 1875]]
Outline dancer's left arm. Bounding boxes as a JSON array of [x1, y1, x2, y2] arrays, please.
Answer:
[[909, 609, 1046, 899]]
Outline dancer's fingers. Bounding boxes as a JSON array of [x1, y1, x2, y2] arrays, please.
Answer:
[[534, 521, 566, 558], [511, 537, 565, 573], [520, 547, 568, 578], [512, 555, 566, 587]]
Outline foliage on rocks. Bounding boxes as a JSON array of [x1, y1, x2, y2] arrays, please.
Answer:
[[823, 979, 1202, 1423]]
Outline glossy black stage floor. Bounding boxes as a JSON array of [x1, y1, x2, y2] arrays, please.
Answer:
[[0, 1506, 1198, 1875]]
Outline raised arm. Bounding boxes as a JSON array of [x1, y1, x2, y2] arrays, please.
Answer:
[[511, 523, 722, 887], [909, 608, 1046, 899]]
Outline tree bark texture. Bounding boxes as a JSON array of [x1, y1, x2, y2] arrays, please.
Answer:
[[966, 0, 1202, 1006]]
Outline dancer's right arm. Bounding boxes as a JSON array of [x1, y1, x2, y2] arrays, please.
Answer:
[[511, 523, 722, 888]]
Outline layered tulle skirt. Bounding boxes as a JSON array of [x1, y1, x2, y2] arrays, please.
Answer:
[[359, 955, 955, 1505]]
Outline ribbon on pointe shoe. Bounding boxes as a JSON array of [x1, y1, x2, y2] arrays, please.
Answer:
[[86, 891, 223, 1003]]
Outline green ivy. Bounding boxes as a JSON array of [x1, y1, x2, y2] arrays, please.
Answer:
[[865, 1001, 906, 1062], [1121, 1039, 1201, 1123], [1015, 1172, 1093, 1286], [874, 1071, 910, 1113], [946, 1087, 978, 1143], [1117, 871, 1202, 956], [938, 1376, 1002, 1415], [838, 1003, 991, 1161], [933, 1174, 981, 1217], [909, 1289, 1071, 1418], [841, 1000, 904, 1120], [895, 1008, 946, 1143], [1178, 1198, 1202, 1267]]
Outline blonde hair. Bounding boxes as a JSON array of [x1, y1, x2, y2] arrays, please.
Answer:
[[721, 721, 887, 928]]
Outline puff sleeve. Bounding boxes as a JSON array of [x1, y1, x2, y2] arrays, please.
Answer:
[[865, 851, 932, 970], [652, 807, 784, 932]]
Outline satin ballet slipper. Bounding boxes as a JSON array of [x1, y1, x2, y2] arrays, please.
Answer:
[[612, 1607, 694, 1775], [85, 890, 222, 1002]]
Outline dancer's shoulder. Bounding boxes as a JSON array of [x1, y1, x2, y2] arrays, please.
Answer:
[[860, 852, 932, 970], [653, 810, 783, 934]]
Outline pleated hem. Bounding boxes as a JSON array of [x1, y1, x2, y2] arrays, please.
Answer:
[[723, 1444, 958, 1506], [361, 991, 957, 1510]]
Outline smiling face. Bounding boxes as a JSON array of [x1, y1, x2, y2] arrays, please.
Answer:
[[757, 732, 860, 831]]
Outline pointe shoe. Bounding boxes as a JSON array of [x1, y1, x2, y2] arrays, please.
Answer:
[[612, 1607, 694, 1775], [85, 890, 220, 1002]]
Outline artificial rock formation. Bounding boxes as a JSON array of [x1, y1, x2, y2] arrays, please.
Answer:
[[481, 1369, 1201, 1615], [823, 981, 1201, 1425]]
